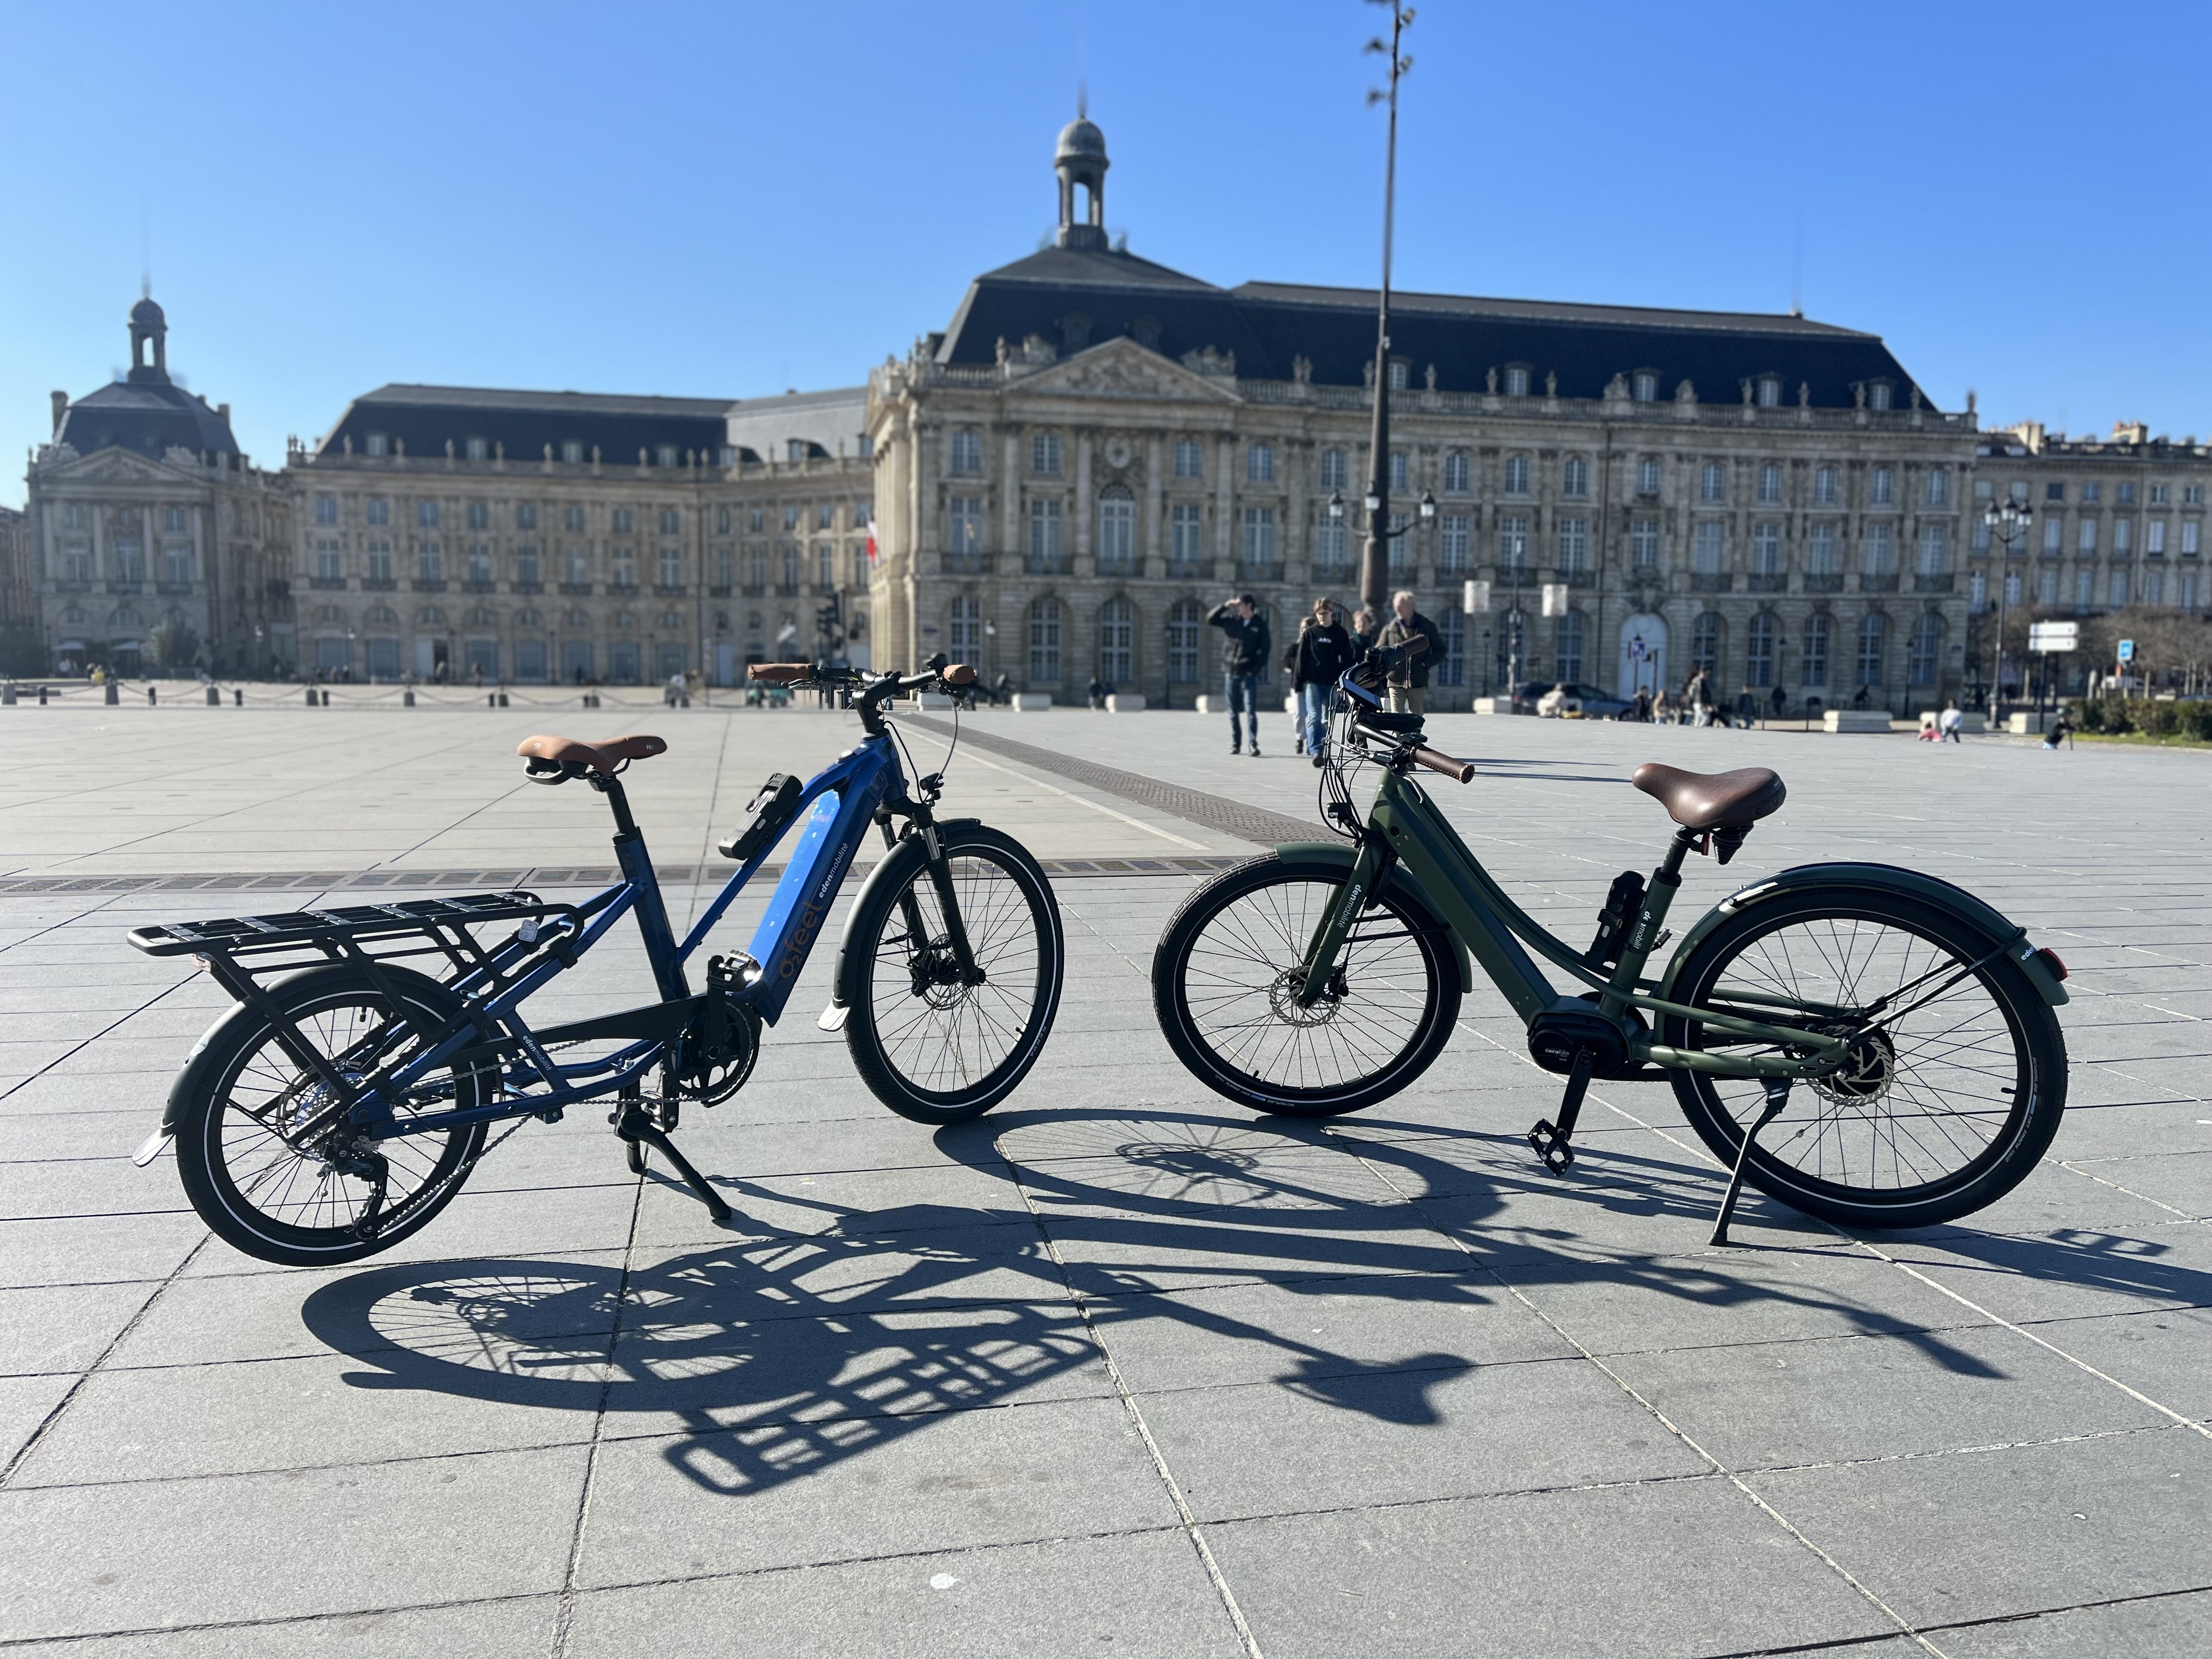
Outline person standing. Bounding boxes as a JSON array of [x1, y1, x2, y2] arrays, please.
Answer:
[[1375, 590, 1443, 717], [1291, 597, 1358, 767], [1940, 700, 1964, 743], [1632, 686, 1653, 723], [1684, 668, 1711, 727], [1208, 594, 1272, 756]]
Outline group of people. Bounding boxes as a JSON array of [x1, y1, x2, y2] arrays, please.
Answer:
[[1208, 589, 1443, 764]]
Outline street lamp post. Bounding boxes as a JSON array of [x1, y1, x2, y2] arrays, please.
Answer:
[[1357, 3, 1415, 619], [1982, 500, 2032, 724]]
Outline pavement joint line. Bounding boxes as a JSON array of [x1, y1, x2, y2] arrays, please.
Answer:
[[2052, 1155, 2204, 1219], [0, 972, 195, 1107], [0, 1589, 567, 1651], [995, 1136, 1267, 1659], [953, 747, 1210, 850]]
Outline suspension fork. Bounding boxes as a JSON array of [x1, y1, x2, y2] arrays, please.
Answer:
[[878, 809, 983, 984], [1294, 833, 1391, 1007]]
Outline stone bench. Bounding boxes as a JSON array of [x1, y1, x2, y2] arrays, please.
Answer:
[[1823, 709, 1895, 733]]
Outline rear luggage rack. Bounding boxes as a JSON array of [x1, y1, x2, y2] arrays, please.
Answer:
[[128, 891, 569, 958]]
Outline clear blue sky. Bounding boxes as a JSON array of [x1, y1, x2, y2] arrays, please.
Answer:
[[4, 0, 2205, 500]]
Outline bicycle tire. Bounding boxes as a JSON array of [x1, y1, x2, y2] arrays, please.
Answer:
[[172, 965, 490, 1265], [1153, 854, 1460, 1118], [1660, 886, 2067, 1229], [843, 823, 1065, 1124]]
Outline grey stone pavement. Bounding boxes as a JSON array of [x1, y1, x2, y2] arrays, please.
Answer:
[[0, 692, 2205, 1656]]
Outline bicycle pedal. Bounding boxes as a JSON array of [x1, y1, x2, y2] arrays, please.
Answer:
[[1527, 1120, 1576, 1175]]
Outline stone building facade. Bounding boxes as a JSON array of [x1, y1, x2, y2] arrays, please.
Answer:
[[0, 504, 32, 670], [24, 298, 292, 676], [283, 385, 872, 684], [867, 119, 1988, 713]]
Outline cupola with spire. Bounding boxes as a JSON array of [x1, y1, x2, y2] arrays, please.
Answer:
[[1054, 100, 1109, 250]]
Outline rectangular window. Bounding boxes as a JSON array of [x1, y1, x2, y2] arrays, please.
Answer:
[[2082, 482, 2102, 504], [2038, 568, 2059, 605], [949, 430, 983, 475], [2147, 520, 2167, 555], [1751, 521, 1781, 575], [314, 496, 337, 524], [1028, 499, 1063, 566], [2117, 482, 2136, 506], [610, 546, 635, 589], [1505, 366, 1530, 397], [611, 507, 633, 534], [816, 503, 834, 531], [2078, 518, 2098, 555], [1558, 517, 1589, 574], [1861, 521, 1894, 574], [1700, 463, 1726, 503], [1916, 521, 1948, 575], [1247, 444, 1276, 483], [1869, 469, 1894, 506], [2109, 569, 2128, 607], [1097, 494, 1135, 573], [1801, 614, 1829, 687], [1814, 466, 1839, 505], [783, 505, 799, 532], [1562, 457, 1589, 497], [1314, 519, 1348, 571], [1925, 469, 1949, 506], [1242, 506, 1277, 568], [658, 508, 679, 535], [1169, 502, 1204, 573], [315, 540, 342, 582], [1438, 609, 1466, 688], [1692, 521, 1725, 574], [1633, 371, 1657, 402], [1808, 521, 1838, 574], [1031, 432, 1062, 475], [2073, 568, 2092, 608], [2044, 482, 2064, 502], [659, 548, 682, 589], [466, 502, 489, 530], [366, 498, 390, 526], [1505, 455, 1530, 495], [1173, 439, 1203, 479], [947, 495, 981, 557], [2114, 518, 2134, 555], [2151, 483, 2169, 506], [1630, 518, 1660, 569], [748, 507, 764, 532], [1498, 515, 1530, 574], [1320, 449, 1348, 491], [1757, 464, 1782, 504], [419, 541, 444, 583], [1636, 458, 1661, 495], [1389, 452, 1409, 493], [2041, 517, 2062, 554], [366, 540, 393, 583], [418, 501, 441, 528], [516, 546, 540, 587], [1439, 514, 1470, 573], [468, 543, 493, 585], [565, 546, 590, 586], [2183, 521, 2200, 556], [1442, 453, 1470, 494], [2186, 486, 2204, 506]]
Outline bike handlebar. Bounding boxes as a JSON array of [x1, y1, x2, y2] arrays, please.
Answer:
[[1408, 744, 1477, 785]]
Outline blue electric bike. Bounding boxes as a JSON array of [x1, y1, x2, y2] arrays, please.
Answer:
[[130, 658, 1065, 1265]]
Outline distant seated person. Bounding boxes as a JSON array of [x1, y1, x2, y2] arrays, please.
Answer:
[[1537, 684, 1569, 718]]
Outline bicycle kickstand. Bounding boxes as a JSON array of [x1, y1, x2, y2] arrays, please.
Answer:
[[1528, 1047, 1596, 1176], [612, 1097, 733, 1224], [1709, 1077, 1792, 1247]]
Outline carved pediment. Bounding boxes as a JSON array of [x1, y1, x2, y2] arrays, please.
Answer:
[[1020, 337, 1239, 403], [44, 447, 193, 484]]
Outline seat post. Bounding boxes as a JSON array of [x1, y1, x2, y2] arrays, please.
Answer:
[[590, 771, 639, 836]]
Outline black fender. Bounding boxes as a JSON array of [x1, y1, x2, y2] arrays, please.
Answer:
[[1659, 861, 2068, 1007], [1274, 840, 1477, 993], [827, 818, 985, 1012]]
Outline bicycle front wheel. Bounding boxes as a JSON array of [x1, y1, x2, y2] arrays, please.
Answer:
[[1153, 855, 1461, 1117], [844, 823, 1065, 1124], [172, 966, 490, 1265], [1661, 887, 2067, 1229]]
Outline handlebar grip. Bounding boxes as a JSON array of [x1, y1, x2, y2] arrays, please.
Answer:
[[749, 663, 810, 685], [1409, 745, 1476, 784], [942, 663, 978, 687]]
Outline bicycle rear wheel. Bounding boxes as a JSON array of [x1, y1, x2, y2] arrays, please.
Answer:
[[172, 966, 489, 1265], [1153, 854, 1460, 1117], [843, 823, 1065, 1124], [1661, 887, 2067, 1229]]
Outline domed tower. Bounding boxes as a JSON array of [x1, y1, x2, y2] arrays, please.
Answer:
[[128, 295, 170, 385], [1054, 111, 1109, 250]]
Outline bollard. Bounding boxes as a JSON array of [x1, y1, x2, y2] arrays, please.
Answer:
[[2, 684, 14, 706], [404, 689, 415, 708], [322, 689, 332, 707], [234, 688, 243, 706], [306, 686, 319, 707], [499, 691, 509, 708], [487, 692, 496, 708], [105, 682, 120, 706], [206, 685, 220, 706], [39, 686, 49, 705], [148, 686, 158, 706]]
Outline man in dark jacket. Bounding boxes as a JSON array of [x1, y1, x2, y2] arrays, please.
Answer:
[[1291, 597, 1357, 765], [1208, 594, 1271, 755], [1374, 590, 1443, 716]]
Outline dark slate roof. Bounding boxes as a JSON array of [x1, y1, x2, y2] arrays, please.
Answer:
[[313, 384, 735, 466], [937, 255, 1930, 410], [55, 380, 240, 459]]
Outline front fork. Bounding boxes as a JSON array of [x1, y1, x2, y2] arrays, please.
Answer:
[[1294, 834, 1391, 1007], [878, 809, 984, 987]]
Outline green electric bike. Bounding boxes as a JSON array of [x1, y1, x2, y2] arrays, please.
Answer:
[[1152, 647, 2071, 1238]]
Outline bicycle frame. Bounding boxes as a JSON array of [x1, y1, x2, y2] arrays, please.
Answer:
[[1297, 737, 1857, 1084], [336, 733, 912, 1142]]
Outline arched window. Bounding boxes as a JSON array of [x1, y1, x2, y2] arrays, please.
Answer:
[[1801, 613, 1830, 687], [948, 595, 980, 662], [1098, 597, 1133, 684], [1690, 612, 1723, 676], [1028, 596, 1063, 684], [1746, 612, 1779, 687], [1555, 610, 1587, 684], [1167, 599, 1202, 684], [1097, 487, 1135, 575], [1908, 613, 1942, 686], [1857, 613, 1888, 687]]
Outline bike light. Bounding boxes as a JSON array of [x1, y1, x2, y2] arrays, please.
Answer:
[[2035, 947, 2068, 981]]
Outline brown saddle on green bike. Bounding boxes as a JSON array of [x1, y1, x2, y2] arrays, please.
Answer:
[[1632, 763, 1786, 831]]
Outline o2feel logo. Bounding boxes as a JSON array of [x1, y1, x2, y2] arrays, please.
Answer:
[[776, 837, 851, 980]]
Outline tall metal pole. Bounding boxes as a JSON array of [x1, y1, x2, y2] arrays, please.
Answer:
[[1360, 5, 1413, 619]]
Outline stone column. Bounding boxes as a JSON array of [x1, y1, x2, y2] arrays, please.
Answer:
[[1143, 432, 1164, 578], [1214, 433, 1235, 582], [1074, 430, 1093, 573]]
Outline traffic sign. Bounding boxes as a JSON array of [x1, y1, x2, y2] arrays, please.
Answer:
[[1541, 584, 1569, 618], [2118, 639, 2135, 662], [2028, 621, 2078, 653], [1462, 579, 1491, 615], [1628, 635, 1649, 661]]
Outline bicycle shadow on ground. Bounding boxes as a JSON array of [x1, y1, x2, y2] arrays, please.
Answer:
[[298, 1104, 2208, 1499]]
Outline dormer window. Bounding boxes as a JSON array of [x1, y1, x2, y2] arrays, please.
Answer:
[[1387, 359, 1410, 391], [562, 440, 584, 464], [1869, 381, 1894, 411], [787, 439, 808, 464], [466, 436, 488, 461], [1632, 371, 1658, 403], [1758, 376, 1782, 408], [365, 432, 388, 457], [658, 445, 679, 469], [1504, 365, 1531, 397]]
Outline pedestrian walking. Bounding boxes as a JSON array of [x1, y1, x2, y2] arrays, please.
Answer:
[[1207, 594, 1272, 756], [1350, 607, 1380, 652], [1374, 591, 1442, 718], [1736, 689, 1757, 729], [1291, 597, 1358, 767], [1632, 687, 1653, 723], [1655, 687, 1676, 724], [1684, 669, 1712, 727], [1940, 700, 1964, 743], [1770, 683, 1787, 723]]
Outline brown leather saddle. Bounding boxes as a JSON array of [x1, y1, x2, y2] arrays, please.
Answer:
[[516, 733, 668, 773], [1631, 762, 1786, 831]]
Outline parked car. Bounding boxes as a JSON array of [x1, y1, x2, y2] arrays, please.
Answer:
[[1521, 681, 1633, 719]]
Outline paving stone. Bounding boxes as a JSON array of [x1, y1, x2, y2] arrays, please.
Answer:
[[1934, 1588, 2212, 1658], [0, 1596, 561, 1658]]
